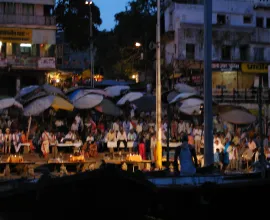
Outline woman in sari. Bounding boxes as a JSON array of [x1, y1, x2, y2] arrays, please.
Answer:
[[89, 141, 98, 157]]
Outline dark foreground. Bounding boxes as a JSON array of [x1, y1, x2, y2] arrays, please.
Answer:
[[0, 165, 269, 219]]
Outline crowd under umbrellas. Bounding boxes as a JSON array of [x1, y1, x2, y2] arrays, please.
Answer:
[[0, 82, 261, 178]]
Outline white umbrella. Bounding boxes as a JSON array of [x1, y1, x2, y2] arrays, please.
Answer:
[[24, 95, 74, 116], [0, 98, 23, 110], [175, 83, 197, 93], [104, 85, 130, 97], [220, 109, 256, 125], [69, 89, 109, 102], [17, 85, 39, 97], [73, 94, 103, 109], [117, 92, 144, 105], [179, 98, 204, 115], [169, 92, 198, 104]]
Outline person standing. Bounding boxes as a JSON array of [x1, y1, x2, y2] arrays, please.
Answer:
[[4, 128, 12, 154], [41, 128, 51, 158]]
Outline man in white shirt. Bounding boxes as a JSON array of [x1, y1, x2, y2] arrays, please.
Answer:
[[117, 128, 127, 151], [113, 119, 120, 132], [213, 139, 224, 153], [136, 121, 143, 135]]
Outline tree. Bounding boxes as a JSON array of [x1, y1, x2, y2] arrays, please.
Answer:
[[55, 0, 102, 50], [95, 0, 158, 79]]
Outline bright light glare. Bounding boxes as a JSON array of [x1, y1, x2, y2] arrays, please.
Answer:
[[132, 75, 136, 79], [135, 42, 141, 47], [85, 1, 93, 4], [56, 79, 60, 83], [20, 43, 31, 47]]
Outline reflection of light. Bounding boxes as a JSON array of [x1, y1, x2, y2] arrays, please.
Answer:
[[20, 43, 31, 47], [0, 41, 2, 47], [56, 79, 60, 83], [132, 75, 136, 79], [85, 1, 92, 4]]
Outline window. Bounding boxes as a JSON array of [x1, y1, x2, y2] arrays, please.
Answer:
[[22, 4, 34, 16], [186, 44, 195, 59], [243, 16, 252, 24], [254, 48, 264, 61], [20, 45, 31, 56], [217, 14, 226, 25], [3, 3, 16, 14], [221, 46, 231, 60], [267, 18, 270, 28], [239, 45, 249, 60], [256, 17, 264, 28]]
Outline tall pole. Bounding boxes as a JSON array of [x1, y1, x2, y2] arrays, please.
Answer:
[[155, 0, 162, 169], [89, 3, 93, 87], [203, 0, 214, 167]]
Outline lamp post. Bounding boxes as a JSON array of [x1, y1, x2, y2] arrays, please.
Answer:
[[155, 0, 162, 169], [85, 0, 94, 88]]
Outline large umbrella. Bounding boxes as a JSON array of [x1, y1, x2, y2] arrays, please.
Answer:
[[117, 92, 144, 105], [175, 83, 198, 93], [166, 90, 179, 103], [42, 84, 65, 96], [24, 95, 74, 116], [69, 89, 109, 102], [178, 98, 204, 115], [73, 94, 103, 109], [219, 109, 256, 125], [169, 92, 199, 104], [104, 85, 130, 97], [95, 99, 122, 116], [0, 97, 23, 110], [132, 95, 156, 112], [16, 85, 39, 98]]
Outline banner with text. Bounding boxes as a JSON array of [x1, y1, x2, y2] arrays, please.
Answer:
[[212, 63, 240, 72], [0, 28, 32, 43], [241, 63, 268, 73], [38, 57, 55, 69]]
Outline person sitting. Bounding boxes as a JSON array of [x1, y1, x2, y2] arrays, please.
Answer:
[[117, 128, 127, 152], [82, 134, 94, 157], [64, 131, 76, 142], [89, 141, 98, 157], [127, 129, 137, 142]]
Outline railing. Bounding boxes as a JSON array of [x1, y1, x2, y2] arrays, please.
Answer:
[[0, 14, 56, 26], [212, 88, 270, 103]]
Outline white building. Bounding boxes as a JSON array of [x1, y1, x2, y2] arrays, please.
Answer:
[[0, 0, 56, 95], [164, 0, 270, 91]]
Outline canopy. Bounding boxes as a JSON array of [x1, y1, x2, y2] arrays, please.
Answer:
[[24, 95, 73, 116], [104, 85, 130, 97], [132, 95, 156, 113], [117, 92, 144, 105], [73, 94, 103, 109], [219, 109, 256, 125], [0, 98, 23, 110], [69, 89, 109, 102], [95, 99, 122, 116], [178, 98, 204, 115], [169, 92, 199, 104], [175, 83, 197, 93]]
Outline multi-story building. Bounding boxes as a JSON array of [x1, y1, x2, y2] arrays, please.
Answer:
[[164, 0, 270, 95], [0, 0, 56, 96]]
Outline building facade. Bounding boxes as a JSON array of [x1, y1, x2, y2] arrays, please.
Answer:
[[0, 0, 56, 96], [164, 0, 270, 93]]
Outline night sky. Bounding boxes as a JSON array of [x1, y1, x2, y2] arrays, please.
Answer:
[[95, 0, 129, 30]]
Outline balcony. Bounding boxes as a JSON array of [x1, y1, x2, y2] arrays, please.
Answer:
[[0, 15, 56, 26], [0, 56, 55, 70]]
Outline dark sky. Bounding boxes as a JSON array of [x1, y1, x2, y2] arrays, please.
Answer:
[[96, 0, 129, 30]]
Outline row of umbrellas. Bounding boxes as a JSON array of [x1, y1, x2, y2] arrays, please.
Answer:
[[0, 83, 257, 124]]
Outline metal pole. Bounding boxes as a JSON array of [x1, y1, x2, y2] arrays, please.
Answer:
[[258, 75, 266, 177], [89, 3, 93, 87], [203, 0, 214, 167], [155, 0, 162, 169]]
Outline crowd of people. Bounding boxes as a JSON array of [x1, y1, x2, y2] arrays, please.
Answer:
[[0, 109, 267, 173]]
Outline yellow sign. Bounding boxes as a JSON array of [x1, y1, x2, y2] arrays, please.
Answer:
[[0, 28, 32, 43], [241, 63, 269, 73]]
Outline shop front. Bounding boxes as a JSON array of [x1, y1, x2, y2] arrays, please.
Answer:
[[212, 62, 240, 90], [240, 63, 269, 88]]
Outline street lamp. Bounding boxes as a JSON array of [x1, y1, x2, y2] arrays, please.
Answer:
[[85, 0, 94, 88], [135, 42, 141, 47]]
